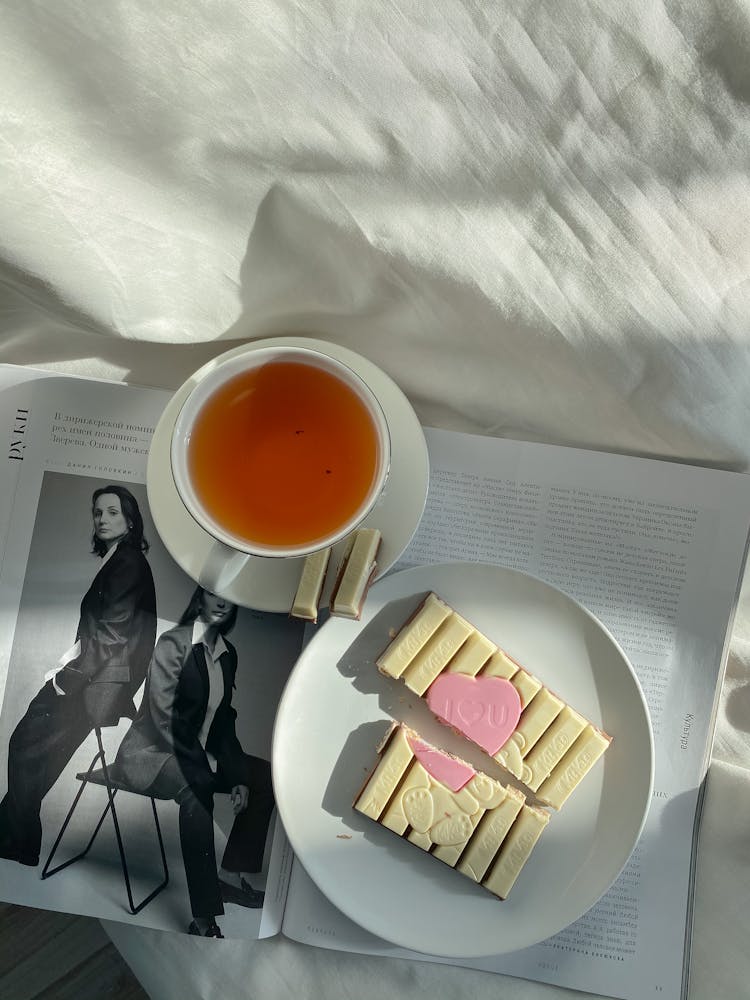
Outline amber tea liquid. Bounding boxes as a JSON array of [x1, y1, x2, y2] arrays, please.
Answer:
[[187, 359, 381, 547]]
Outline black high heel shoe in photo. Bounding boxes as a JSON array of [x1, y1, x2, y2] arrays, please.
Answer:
[[219, 876, 265, 909], [187, 918, 224, 938]]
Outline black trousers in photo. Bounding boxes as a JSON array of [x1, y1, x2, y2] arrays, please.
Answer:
[[0, 680, 95, 864], [152, 753, 275, 920]]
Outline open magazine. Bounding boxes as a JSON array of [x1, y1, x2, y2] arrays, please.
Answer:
[[1, 364, 749, 1000]]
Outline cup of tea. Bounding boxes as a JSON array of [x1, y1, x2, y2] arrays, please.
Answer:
[[170, 344, 391, 593]]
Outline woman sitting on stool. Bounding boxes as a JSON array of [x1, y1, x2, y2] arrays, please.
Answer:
[[0, 484, 156, 867], [115, 585, 275, 937]]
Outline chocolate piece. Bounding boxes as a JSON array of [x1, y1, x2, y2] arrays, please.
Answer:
[[290, 547, 331, 623], [330, 528, 381, 619], [522, 706, 587, 792], [376, 592, 452, 677], [480, 801, 549, 900], [376, 593, 612, 808], [354, 723, 548, 900], [399, 613, 474, 696], [536, 725, 611, 809]]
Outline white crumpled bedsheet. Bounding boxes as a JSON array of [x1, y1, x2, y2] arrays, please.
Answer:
[[1, 3, 749, 998]]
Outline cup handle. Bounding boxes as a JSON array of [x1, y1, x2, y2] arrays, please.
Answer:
[[198, 541, 250, 595]]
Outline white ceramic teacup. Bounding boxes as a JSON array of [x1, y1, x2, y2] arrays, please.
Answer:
[[170, 344, 391, 594]]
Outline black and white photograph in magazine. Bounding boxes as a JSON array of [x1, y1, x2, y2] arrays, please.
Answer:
[[0, 471, 304, 939]]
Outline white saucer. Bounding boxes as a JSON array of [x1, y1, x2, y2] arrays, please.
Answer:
[[146, 337, 429, 612], [273, 562, 654, 957]]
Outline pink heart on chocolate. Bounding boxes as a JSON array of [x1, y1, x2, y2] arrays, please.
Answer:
[[426, 674, 522, 756]]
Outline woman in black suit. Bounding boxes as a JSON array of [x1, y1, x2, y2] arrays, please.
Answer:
[[0, 484, 157, 866], [115, 586, 275, 937]]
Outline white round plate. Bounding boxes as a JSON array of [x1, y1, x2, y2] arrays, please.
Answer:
[[272, 562, 653, 958], [147, 338, 429, 611]]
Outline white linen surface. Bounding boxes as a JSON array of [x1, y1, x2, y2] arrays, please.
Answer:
[[1, 2, 749, 998]]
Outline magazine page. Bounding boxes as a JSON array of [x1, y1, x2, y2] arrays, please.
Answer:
[[281, 427, 750, 1000], [0, 371, 302, 941]]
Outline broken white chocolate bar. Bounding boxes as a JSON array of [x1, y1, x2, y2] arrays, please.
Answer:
[[329, 528, 381, 619], [376, 593, 611, 808], [290, 547, 332, 623], [354, 723, 548, 900]]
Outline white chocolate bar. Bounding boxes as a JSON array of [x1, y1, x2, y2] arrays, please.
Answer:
[[457, 787, 526, 882], [522, 706, 587, 791], [290, 547, 331, 622], [400, 613, 474, 695], [376, 592, 452, 678], [354, 723, 548, 900], [446, 628, 497, 675], [330, 528, 382, 619], [354, 724, 415, 820], [481, 803, 549, 900], [510, 687, 564, 758], [536, 725, 611, 809], [375, 593, 612, 808]]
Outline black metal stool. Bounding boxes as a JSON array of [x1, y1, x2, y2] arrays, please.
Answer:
[[41, 727, 169, 915]]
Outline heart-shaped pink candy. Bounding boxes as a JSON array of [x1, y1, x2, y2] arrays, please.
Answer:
[[426, 674, 522, 756]]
